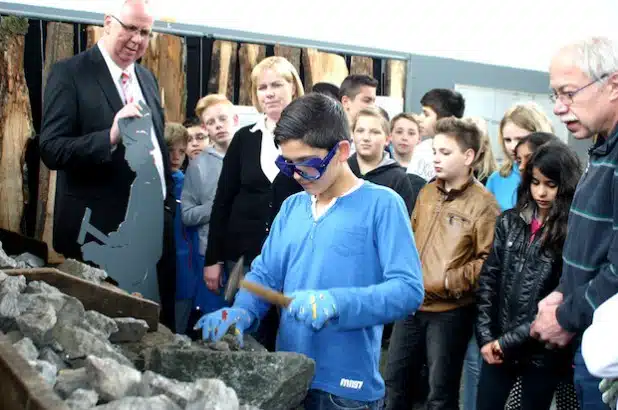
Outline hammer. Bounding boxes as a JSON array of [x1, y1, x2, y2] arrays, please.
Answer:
[[77, 208, 110, 245], [224, 256, 293, 307]]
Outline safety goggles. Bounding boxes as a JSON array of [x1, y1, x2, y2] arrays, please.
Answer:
[[274, 144, 339, 181]]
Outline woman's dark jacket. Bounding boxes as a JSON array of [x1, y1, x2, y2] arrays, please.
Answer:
[[475, 208, 571, 368]]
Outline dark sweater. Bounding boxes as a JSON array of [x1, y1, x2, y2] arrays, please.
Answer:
[[205, 124, 299, 266], [348, 153, 424, 216]]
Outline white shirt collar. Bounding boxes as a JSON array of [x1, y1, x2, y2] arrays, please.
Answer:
[[97, 39, 136, 81], [250, 115, 269, 134]]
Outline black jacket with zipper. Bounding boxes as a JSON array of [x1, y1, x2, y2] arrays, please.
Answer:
[[476, 208, 572, 368]]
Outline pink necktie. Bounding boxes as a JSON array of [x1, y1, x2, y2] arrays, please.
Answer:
[[121, 71, 133, 104]]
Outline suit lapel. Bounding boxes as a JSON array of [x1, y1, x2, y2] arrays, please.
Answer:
[[89, 46, 124, 114]]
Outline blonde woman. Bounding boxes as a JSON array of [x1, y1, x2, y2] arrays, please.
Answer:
[[485, 103, 553, 211], [201, 56, 303, 350], [466, 117, 498, 185]]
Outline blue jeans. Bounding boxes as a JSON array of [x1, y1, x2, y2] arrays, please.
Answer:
[[303, 389, 384, 410], [574, 345, 609, 409], [462, 334, 483, 410]]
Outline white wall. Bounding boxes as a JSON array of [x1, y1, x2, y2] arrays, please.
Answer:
[[4, 0, 617, 72]]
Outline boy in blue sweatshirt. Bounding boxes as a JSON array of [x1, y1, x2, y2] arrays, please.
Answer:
[[194, 93, 424, 409]]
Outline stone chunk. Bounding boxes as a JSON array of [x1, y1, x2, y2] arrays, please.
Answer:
[[18, 292, 73, 315], [5, 329, 23, 343], [29, 359, 57, 386], [55, 296, 86, 328], [0, 243, 27, 269], [0, 291, 21, 332], [24, 280, 62, 295], [185, 378, 240, 410], [94, 395, 182, 410], [0, 270, 7, 283], [109, 317, 149, 343], [147, 346, 315, 410], [65, 388, 99, 409], [52, 325, 133, 368], [84, 310, 119, 340], [55, 368, 91, 399], [1, 274, 26, 294], [13, 252, 45, 268], [13, 336, 38, 361], [39, 346, 68, 371], [86, 355, 142, 402], [57, 259, 108, 284], [16, 301, 57, 346], [140, 370, 197, 408]]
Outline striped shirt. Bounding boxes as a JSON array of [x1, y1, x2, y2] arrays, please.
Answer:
[[557, 125, 618, 335]]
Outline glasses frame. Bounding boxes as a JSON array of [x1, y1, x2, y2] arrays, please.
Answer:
[[275, 144, 340, 181], [110, 15, 153, 39], [550, 74, 609, 105]]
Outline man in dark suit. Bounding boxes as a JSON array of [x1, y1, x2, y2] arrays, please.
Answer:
[[39, 0, 176, 329]]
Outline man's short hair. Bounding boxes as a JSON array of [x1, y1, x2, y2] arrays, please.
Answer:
[[183, 117, 201, 128], [312, 82, 340, 100], [164, 122, 189, 147], [274, 93, 350, 150], [194, 94, 233, 120], [420, 89, 466, 119], [339, 74, 378, 101], [434, 117, 481, 155]]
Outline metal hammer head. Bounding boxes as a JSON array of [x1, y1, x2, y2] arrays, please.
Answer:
[[224, 256, 245, 302]]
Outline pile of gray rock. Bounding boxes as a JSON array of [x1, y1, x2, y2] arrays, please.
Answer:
[[0, 252, 315, 410]]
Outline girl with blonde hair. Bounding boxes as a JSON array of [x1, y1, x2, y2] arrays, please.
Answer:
[[486, 102, 554, 211], [466, 117, 498, 185]]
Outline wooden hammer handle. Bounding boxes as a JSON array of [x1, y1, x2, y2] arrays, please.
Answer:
[[240, 279, 293, 308]]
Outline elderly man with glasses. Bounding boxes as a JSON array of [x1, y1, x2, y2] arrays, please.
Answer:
[[531, 37, 618, 410], [39, 0, 177, 329]]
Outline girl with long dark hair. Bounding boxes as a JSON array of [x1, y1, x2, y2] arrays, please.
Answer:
[[475, 141, 582, 409]]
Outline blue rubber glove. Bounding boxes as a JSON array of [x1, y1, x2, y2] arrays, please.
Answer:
[[287, 290, 338, 330], [193, 307, 254, 347]]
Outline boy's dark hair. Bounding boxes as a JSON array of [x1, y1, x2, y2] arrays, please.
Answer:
[[515, 132, 558, 153], [274, 93, 351, 150], [516, 141, 582, 253], [339, 74, 378, 101], [377, 106, 390, 122], [183, 117, 201, 128], [434, 117, 481, 156], [312, 82, 340, 100], [420, 89, 465, 119]]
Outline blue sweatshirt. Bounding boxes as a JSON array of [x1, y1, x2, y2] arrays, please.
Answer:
[[557, 126, 618, 336], [234, 181, 424, 402], [486, 163, 520, 211]]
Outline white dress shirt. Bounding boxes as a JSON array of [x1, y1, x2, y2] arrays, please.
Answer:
[[251, 115, 280, 183], [98, 40, 166, 198]]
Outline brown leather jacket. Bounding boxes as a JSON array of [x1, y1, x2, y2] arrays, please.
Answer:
[[412, 177, 499, 312]]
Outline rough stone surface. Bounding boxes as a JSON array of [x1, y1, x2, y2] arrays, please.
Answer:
[[39, 346, 68, 371], [13, 252, 45, 268], [238, 406, 262, 410], [114, 324, 176, 370], [18, 292, 74, 315], [5, 329, 23, 343], [86, 355, 142, 402], [185, 378, 239, 410], [140, 370, 198, 408], [16, 301, 57, 346], [13, 336, 38, 361], [29, 359, 57, 386], [1, 274, 26, 294], [57, 259, 108, 284], [0, 244, 27, 269], [55, 296, 86, 328], [0, 291, 21, 332], [0, 270, 7, 282], [84, 310, 118, 340], [65, 388, 99, 409], [207, 341, 231, 352], [173, 334, 192, 347], [52, 325, 133, 368], [94, 395, 182, 410], [55, 368, 91, 399], [147, 346, 315, 410], [24, 280, 62, 295], [109, 317, 149, 343]]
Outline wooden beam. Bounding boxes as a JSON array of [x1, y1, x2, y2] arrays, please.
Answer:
[[302, 48, 348, 93], [4, 268, 160, 331], [141, 33, 187, 123], [0, 16, 35, 234], [386, 59, 407, 100], [207, 40, 238, 102], [350, 55, 374, 77], [274, 44, 301, 75], [0, 334, 69, 410], [37, 22, 74, 264], [237, 43, 265, 106], [86, 26, 104, 49]]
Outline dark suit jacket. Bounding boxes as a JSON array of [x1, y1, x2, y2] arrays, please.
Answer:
[[39, 45, 174, 259]]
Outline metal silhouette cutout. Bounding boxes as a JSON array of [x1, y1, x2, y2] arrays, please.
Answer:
[[78, 101, 163, 303]]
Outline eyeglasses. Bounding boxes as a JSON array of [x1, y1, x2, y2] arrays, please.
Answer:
[[550, 74, 609, 105], [275, 144, 340, 181], [111, 15, 153, 39]]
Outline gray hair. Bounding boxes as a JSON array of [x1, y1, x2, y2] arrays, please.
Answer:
[[562, 37, 618, 81], [106, 0, 151, 17]]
